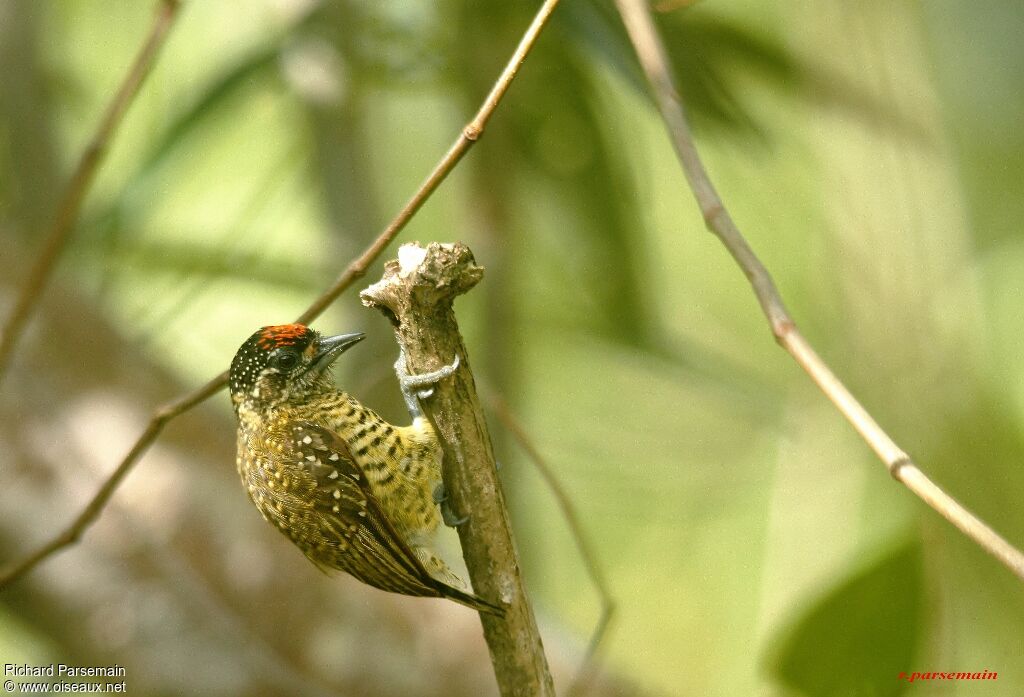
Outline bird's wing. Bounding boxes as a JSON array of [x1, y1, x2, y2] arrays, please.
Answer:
[[288, 421, 504, 615], [287, 420, 446, 597]]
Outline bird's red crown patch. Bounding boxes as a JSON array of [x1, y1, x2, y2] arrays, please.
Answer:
[[257, 324, 311, 350]]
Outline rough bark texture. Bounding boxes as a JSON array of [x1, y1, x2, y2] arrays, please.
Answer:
[[361, 242, 555, 697], [0, 243, 503, 697], [0, 247, 652, 697]]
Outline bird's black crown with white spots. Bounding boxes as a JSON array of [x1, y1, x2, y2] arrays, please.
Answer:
[[228, 324, 344, 412]]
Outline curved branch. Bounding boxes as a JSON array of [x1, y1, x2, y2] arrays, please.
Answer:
[[297, 0, 562, 325], [0, 0, 563, 591], [612, 0, 1024, 582], [0, 0, 182, 384], [361, 242, 555, 697], [0, 373, 222, 588]]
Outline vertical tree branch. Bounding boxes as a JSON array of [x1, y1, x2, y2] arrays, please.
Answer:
[[0, 0, 562, 590], [487, 393, 616, 697], [361, 242, 555, 697], [612, 0, 1024, 581], [0, 0, 182, 384]]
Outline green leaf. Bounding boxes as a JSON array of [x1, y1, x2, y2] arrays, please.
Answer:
[[141, 46, 283, 175], [769, 541, 924, 697]]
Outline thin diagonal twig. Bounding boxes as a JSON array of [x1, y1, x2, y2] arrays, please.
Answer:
[[298, 0, 562, 325], [486, 393, 616, 697], [0, 0, 562, 591], [0, 0, 182, 385], [362, 243, 556, 695], [0, 375, 222, 588], [612, 0, 1024, 582]]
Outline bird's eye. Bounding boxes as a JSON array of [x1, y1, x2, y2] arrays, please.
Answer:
[[270, 349, 299, 372]]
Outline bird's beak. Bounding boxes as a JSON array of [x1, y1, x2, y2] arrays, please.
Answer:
[[308, 332, 365, 375]]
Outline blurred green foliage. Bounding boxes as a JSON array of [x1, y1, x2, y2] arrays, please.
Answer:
[[1, 0, 1022, 695], [771, 542, 923, 697]]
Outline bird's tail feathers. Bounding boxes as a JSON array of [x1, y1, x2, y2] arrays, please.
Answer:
[[437, 581, 505, 616]]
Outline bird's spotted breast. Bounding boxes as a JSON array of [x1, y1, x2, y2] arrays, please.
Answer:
[[229, 324, 503, 614]]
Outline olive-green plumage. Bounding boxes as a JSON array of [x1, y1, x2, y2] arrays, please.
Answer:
[[228, 323, 501, 615]]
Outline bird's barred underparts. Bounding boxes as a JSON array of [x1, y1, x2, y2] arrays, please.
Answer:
[[228, 323, 502, 615]]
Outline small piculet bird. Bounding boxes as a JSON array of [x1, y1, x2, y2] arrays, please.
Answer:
[[228, 323, 502, 615]]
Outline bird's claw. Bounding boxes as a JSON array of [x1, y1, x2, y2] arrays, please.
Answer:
[[433, 482, 469, 527], [396, 350, 460, 418], [442, 503, 469, 528], [399, 352, 460, 389]]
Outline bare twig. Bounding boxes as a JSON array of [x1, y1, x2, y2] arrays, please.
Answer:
[[487, 393, 616, 697], [612, 0, 1024, 582], [0, 374, 222, 588], [0, 0, 562, 590], [0, 0, 182, 384], [298, 0, 562, 325], [361, 242, 555, 697]]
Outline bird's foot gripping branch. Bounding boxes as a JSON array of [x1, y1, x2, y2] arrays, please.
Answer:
[[361, 242, 556, 697]]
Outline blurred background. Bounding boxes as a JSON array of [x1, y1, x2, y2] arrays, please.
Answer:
[[1, 0, 1022, 695]]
